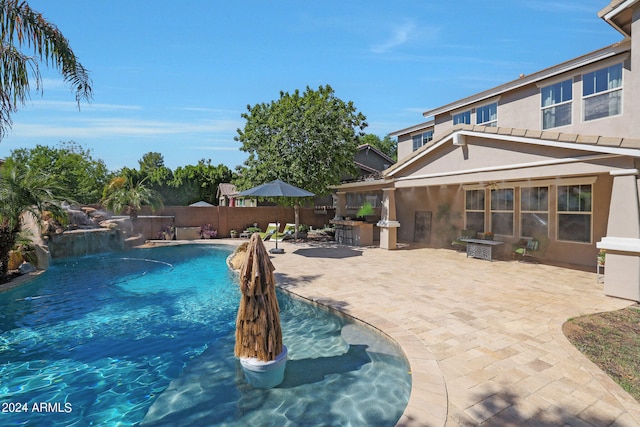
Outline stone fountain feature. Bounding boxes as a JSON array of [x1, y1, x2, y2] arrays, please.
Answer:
[[45, 208, 129, 259]]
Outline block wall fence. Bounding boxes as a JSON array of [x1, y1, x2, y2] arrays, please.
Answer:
[[136, 206, 336, 240]]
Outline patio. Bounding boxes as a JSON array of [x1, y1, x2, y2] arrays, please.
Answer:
[[262, 239, 640, 426]]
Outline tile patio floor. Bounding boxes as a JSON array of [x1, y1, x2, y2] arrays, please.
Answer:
[[258, 239, 640, 427]]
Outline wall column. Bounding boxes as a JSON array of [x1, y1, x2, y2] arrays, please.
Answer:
[[597, 169, 640, 301], [335, 192, 347, 219], [377, 187, 400, 250]]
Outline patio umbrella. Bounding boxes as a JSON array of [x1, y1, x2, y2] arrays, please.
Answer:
[[238, 179, 314, 253], [234, 233, 287, 387]]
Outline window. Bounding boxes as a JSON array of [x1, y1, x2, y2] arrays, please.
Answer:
[[541, 79, 572, 129], [557, 184, 592, 243], [583, 63, 622, 121], [476, 103, 497, 127], [490, 188, 513, 236], [453, 111, 471, 125], [465, 190, 485, 233], [412, 131, 433, 151], [520, 186, 548, 238]]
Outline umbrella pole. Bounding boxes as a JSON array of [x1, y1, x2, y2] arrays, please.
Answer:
[[270, 203, 284, 254]]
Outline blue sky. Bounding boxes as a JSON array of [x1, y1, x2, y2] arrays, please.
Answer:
[[0, 1, 622, 172]]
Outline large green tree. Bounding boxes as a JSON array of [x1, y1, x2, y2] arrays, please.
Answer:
[[0, 161, 68, 282], [171, 159, 234, 205], [139, 152, 173, 185], [234, 84, 367, 197], [0, 0, 92, 138], [137, 151, 174, 203], [6, 141, 110, 204]]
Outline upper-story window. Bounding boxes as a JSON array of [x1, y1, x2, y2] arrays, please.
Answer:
[[453, 111, 471, 125], [541, 79, 572, 129], [412, 130, 434, 151], [583, 63, 622, 121], [476, 103, 497, 127]]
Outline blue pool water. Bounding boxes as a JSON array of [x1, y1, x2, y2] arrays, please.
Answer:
[[0, 245, 410, 426]]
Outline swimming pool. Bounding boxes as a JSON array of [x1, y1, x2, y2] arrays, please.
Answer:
[[0, 244, 410, 426]]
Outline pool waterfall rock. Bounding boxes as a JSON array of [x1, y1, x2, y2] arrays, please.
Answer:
[[44, 208, 130, 259]]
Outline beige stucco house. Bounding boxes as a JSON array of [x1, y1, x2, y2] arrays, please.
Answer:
[[334, 0, 640, 302]]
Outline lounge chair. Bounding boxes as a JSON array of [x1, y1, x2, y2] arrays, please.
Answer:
[[452, 229, 476, 250], [513, 238, 539, 261], [273, 223, 297, 242], [259, 223, 280, 241]]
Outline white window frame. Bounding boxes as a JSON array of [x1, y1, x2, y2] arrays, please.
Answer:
[[453, 110, 471, 125], [541, 79, 572, 129], [520, 186, 549, 239], [582, 63, 623, 122], [412, 131, 433, 151], [556, 183, 593, 244], [464, 189, 485, 233], [476, 102, 498, 127], [490, 188, 514, 237]]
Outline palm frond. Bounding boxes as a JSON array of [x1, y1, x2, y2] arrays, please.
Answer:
[[0, 0, 92, 137]]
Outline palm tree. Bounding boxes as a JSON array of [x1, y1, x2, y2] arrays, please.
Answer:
[[0, 0, 92, 138], [101, 172, 163, 229], [0, 162, 68, 282]]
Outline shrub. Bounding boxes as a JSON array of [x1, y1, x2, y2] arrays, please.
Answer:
[[357, 202, 374, 217], [200, 224, 218, 239]]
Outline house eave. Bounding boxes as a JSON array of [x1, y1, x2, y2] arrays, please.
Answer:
[[388, 119, 435, 138], [422, 41, 630, 119], [599, 0, 639, 37], [331, 178, 393, 192], [385, 126, 640, 178]]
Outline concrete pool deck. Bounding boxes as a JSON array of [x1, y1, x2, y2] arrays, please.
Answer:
[[254, 239, 640, 427]]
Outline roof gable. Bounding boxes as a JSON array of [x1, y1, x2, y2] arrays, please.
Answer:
[[386, 124, 640, 178], [217, 183, 238, 197], [599, 0, 638, 37], [357, 143, 394, 164]]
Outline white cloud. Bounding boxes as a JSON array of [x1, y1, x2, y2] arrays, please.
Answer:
[[9, 115, 242, 140], [40, 77, 68, 91], [26, 99, 142, 112], [370, 21, 416, 54]]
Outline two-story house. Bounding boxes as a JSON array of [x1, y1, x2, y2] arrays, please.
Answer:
[[334, 0, 640, 301]]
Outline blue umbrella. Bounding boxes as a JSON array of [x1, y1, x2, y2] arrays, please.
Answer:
[[238, 180, 314, 253], [238, 179, 314, 198]]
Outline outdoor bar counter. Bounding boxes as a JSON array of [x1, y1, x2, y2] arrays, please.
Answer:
[[329, 219, 374, 246]]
